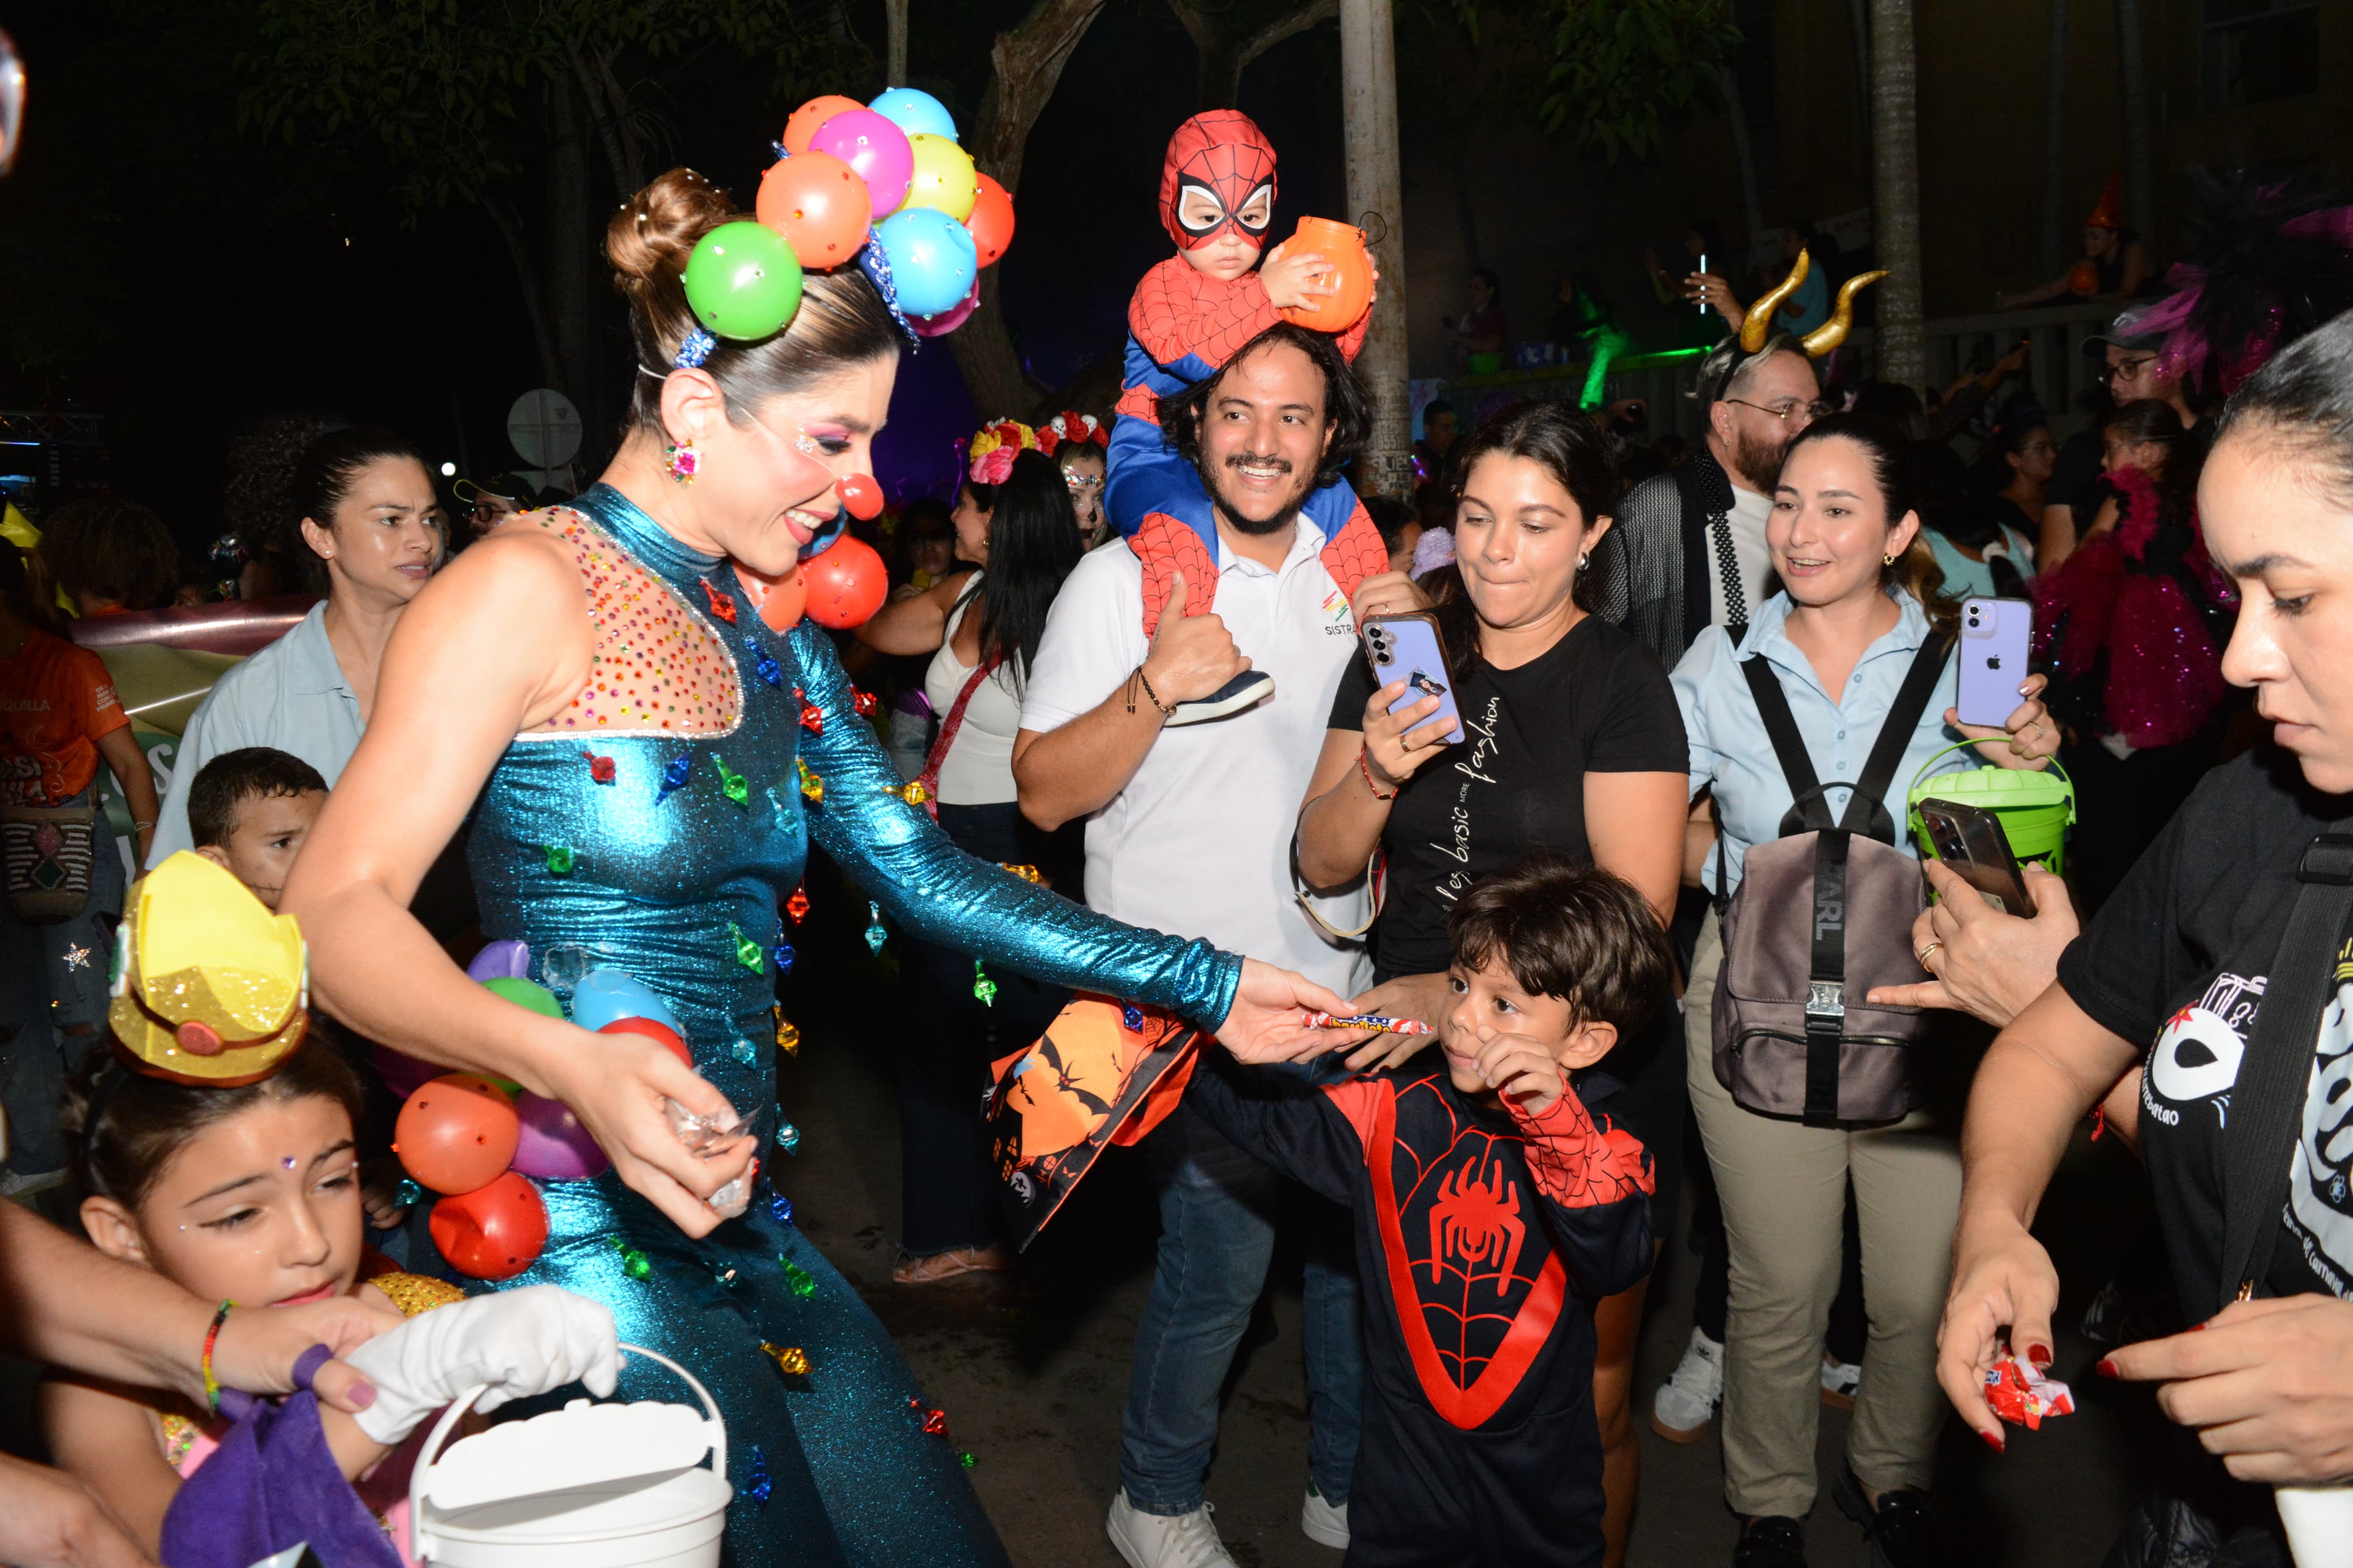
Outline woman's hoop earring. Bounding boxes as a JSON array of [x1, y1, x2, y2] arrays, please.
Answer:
[[1882, 552, 1897, 565], [665, 439, 700, 485]]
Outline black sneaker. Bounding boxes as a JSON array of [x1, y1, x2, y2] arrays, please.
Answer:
[[1732, 1517, 1807, 1568], [1165, 669, 1274, 726], [1832, 1470, 1944, 1568]]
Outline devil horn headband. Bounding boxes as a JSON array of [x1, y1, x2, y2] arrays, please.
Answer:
[[1738, 248, 1890, 357]]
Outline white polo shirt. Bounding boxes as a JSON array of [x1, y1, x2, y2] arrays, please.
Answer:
[[1020, 522, 1372, 997]]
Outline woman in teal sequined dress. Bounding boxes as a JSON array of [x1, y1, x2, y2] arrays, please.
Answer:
[[283, 169, 1350, 1567]]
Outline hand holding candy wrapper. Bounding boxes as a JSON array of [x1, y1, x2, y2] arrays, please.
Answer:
[[1305, 1012, 1433, 1037], [665, 1096, 752, 1218], [1983, 1350, 2075, 1430]]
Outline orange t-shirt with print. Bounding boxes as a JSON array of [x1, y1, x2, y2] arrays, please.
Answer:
[[0, 629, 130, 806]]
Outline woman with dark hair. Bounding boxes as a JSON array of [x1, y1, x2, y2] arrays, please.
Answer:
[[1673, 414, 2053, 1567], [1940, 307, 2353, 1568], [857, 438, 1089, 1281], [1975, 405, 2058, 546], [150, 427, 443, 861], [278, 166, 1348, 1568], [1295, 399, 1688, 1566], [1911, 439, 2036, 602]]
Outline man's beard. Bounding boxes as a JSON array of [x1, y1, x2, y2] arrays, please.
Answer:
[[1196, 444, 1315, 536], [1726, 423, 1789, 493]]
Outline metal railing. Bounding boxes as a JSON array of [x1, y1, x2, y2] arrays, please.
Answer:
[[1917, 299, 2121, 439]]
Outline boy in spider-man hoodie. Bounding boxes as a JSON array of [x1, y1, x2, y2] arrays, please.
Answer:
[[1185, 857, 1669, 1566], [1108, 109, 1392, 642]]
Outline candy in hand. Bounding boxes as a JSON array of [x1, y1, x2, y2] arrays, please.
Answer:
[[664, 1096, 749, 1217], [1304, 1012, 1433, 1037], [1983, 1351, 2074, 1429]]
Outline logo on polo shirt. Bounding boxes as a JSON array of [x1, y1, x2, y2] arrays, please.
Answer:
[[1322, 588, 1355, 634]]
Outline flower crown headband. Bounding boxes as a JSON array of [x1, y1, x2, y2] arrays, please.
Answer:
[[968, 420, 1041, 485], [1040, 411, 1107, 453]]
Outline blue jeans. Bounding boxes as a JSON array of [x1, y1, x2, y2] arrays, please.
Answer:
[[1118, 1097, 1363, 1514], [1, 792, 125, 1176]]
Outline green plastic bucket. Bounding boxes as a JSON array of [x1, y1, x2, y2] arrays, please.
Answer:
[[1905, 744, 2076, 874]]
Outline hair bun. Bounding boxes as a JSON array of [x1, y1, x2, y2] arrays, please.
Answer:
[[607, 168, 734, 298]]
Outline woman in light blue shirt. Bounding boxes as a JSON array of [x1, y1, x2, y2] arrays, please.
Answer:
[[1672, 414, 2055, 1565], [153, 429, 442, 859]]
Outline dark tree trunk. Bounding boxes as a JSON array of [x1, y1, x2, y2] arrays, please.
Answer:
[[543, 71, 603, 444]]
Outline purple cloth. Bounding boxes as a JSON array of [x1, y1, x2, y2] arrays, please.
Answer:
[[160, 1390, 402, 1568]]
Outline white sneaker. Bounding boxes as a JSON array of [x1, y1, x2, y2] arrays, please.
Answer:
[[1106, 1489, 1238, 1568], [1820, 1353, 1861, 1410], [1301, 1483, 1350, 1548], [1650, 1325, 1723, 1442]]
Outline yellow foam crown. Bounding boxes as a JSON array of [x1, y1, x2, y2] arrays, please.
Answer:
[[109, 852, 309, 1085]]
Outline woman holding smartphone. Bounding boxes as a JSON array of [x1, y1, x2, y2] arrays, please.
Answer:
[[1295, 400, 1687, 1567]]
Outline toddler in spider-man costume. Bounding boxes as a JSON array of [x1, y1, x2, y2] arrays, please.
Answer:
[[1185, 856, 1669, 1566], [1108, 109, 1390, 637]]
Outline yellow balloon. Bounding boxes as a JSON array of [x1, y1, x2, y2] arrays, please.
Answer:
[[902, 133, 978, 223]]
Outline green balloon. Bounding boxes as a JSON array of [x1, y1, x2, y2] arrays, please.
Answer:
[[484, 975, 563, 1021], [683, 221, 804, 340]]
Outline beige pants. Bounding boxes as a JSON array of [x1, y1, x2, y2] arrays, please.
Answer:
[[1684, 910, 1962, 1517]]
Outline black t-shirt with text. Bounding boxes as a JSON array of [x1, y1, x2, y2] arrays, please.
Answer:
[[1328, 614, 1687, 980], [2057, 746, 2353, 1312]]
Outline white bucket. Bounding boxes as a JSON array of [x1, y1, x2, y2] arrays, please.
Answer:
[[409, 1343, 731, 1568]]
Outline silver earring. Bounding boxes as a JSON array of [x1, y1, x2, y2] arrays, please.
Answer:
[[1578, 551, 1589, 571]]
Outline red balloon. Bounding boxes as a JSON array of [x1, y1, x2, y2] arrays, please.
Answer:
[[966, 174, 1015, 268], [430, 1172, 549, 1281], [781, 94, 864, 157], [736, 562, 807, 633], [394, 1074, 520, 1196], [834, 473, 884, 521], [911, 280, 980, 338], [756, 152, 872, 270], [599, 1016, 693, 1069], [802, 536, 888, 629]]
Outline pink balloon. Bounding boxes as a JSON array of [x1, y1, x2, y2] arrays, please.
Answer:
[[807, 110, 913, 221], [372, 1043, 441, 1099], [510, 1091, 611, 1181], [911, 279, 981, 338]]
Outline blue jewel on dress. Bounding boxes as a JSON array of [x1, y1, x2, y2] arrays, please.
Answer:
[[745, 1445, 772, 1507], [864, 900, 886, 954], [732, 1036, 759, 1067], [748, 632, 784, 688], [769, 1189, 795, 1226], [774, 1120, 801, 1153], [395, 1178, 424, 1207], [773, 940, 796, 975], [657, 752, 693, 804], [1122, 1006, 1145, 1032]]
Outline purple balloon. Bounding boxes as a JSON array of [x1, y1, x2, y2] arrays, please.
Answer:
[[466, 939, 531, 983], [807, 109, 913, 221], [371, 1043, 441, 1099], [911, 278, 981, 338], [510, 1091, 611, 1181]]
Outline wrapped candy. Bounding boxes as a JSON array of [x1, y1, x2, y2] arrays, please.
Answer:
[[1983, 1352, 2075, 1430]]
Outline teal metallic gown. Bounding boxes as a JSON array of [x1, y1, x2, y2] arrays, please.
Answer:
[[459, 485, 1241, 1566]]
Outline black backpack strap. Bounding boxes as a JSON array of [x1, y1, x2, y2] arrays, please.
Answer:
[[1840, 633, 1954, 840], [1742, 656, 1833, 832], [1803, 828, 1852, 1126], [2215, 820, 2353, 1312]]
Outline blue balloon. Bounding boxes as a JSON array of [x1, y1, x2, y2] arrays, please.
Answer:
[[570, 968, 684, 1035], [868, 87, 956, 143], [875, 208, 979, 318]]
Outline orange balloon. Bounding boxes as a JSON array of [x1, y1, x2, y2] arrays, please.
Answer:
[[734, 561, 808, 633], [781, 94, 865, 157], [599, 1016, 694, 1069], [1275, 217, 1375, 334], [756, 152, 873, 270], [393, 1073, 520, 1195], [802, 537, 888, 629], [966, 174, 1015, 268], [430, 1172, 549, 1281]]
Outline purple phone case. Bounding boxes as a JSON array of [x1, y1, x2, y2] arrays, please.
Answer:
[[1361, 614, 1466, 743], [1955, 596, 2033, 728]]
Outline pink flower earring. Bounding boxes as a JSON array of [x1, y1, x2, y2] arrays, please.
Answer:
[[665, 438, 700, 485]]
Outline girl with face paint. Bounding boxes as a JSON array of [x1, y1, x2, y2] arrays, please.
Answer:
[[1104, 110, 1394, 641]]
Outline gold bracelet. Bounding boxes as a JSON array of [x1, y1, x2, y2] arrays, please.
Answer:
[[1136, 666, 1178, 720]]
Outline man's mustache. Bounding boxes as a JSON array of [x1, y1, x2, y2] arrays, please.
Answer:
[[1222, 451, 1294, 473]]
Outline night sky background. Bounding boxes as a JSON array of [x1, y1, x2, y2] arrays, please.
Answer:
[[0, 2, 1352, 550]]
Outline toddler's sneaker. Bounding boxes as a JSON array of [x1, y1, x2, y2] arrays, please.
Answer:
[[1301, 1482, 1349, 1548], [1107, 1489, 1238, 1568]]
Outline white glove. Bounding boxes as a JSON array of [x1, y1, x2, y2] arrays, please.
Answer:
[[343, 1285, 620, 1445]]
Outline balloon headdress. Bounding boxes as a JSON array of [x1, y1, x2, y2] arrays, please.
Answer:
[[109, 853, 309, 1086], [676, 87, 1014, 355], [1160, 110, 1277, 251]]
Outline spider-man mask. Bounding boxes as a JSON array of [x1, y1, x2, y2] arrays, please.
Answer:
[[1159, 110, 1277, 252]]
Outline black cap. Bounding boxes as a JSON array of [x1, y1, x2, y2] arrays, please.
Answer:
[[2080, 306, 2165, 361]]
